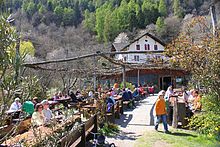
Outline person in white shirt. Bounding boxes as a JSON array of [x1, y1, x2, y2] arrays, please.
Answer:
[[41, 100, 53, 123], [9, 97, 22, 111], [88, 90, 94, 98], [165, 86, 174, 101]]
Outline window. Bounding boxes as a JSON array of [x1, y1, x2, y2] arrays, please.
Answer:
[[145, 44, 150, 50], [136, 45, 140, 50], [154, 44, 158, 50], [134, 55, 139, 61]]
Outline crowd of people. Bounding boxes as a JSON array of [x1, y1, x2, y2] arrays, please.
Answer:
[[106, 84, 152, 110], [7, 83, 202, 133], [7, 89, 93, 127]]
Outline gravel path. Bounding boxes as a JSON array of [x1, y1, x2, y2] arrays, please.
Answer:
[[106, 95, 158, 147]]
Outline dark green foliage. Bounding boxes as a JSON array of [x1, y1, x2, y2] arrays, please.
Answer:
[[0, 0, 209, 42], [99, 123, 119, 137], [156, 17, 166, 36], [158, 0, 167, 17], [189, 94, 220, 141]]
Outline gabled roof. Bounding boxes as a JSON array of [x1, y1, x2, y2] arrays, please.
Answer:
[[112, 42, 129, 51], [121, 33, 166, 51]]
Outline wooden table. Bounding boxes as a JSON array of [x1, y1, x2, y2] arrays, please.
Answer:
[[82, 104, 97, 113], [113, 95, 122, 101], [5, 109, 21, 115], [56, 97, 71, 108]]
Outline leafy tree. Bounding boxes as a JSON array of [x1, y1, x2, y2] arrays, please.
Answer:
[[173, 0, 184, 18], [39, 4, 46, 14], [63, 7, 75, 26], [73, 1, 81, 27], [20, 41, 35, 57], [142, 0, 159, 25], [117, 0, 129, 31], [158, 0, 167, 17], [83, 9, 96, 32], [103, 7, 119, 42], [166, 16, 220, 139], [95, 3, 109, 41], [26, 2, 37, 20], [128, 0, 138, 31], [156, 17, 166, 36], [47, 0, 53, 11], [54, 5, 63, 25]]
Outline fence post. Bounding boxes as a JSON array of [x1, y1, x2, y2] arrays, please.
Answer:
[[172, 97, 178, 128], [93, 114, 98, 133], [79, 124, 86, 147]]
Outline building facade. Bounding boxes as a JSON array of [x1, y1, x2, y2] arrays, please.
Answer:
[[112, 33, 166, 63]]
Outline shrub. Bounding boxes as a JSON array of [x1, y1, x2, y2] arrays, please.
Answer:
[[189, 94, 220, 140]]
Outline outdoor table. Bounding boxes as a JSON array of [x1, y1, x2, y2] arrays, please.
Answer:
[[113, 95, 122, 101], [56, 97, 71, 108], [5, 109, 21, 115], [82, 103, 97, 113], [48, 101, 60, 109]]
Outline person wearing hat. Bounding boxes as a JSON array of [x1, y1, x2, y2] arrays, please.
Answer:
[[9, 97, 22, 111], [41, 100, 53, 123], [154, 90, 170, 133]]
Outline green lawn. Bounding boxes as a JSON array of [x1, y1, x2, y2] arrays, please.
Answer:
[[135, 129, 220, 147]]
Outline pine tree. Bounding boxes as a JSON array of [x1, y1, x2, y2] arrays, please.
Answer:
[[156, 17, 166, 36], [173, 0, 183, 18], [158, 0, 167, 17]]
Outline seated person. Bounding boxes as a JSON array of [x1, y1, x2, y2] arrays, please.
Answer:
[[106, 93, 116, 112], [133, 88, 139, 98], [31, 103, 45, 127], [193, 90, 202, 112], [69, 90, 78, 103], [58, 91, 63, 99], [109, 88, 116, 96], [52, 92, 59, 101], [138, 85, 146, 97], [41, 100, 53, 123], [9, 97, 22, 111], [22, 100, 34, 116], [127, 88, 135, 107], [88, 90, 94, 98], [32, 97, 39, 107], [122, 88, 130, 101]]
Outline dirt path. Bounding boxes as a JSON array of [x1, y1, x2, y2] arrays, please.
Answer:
[[106, 95, 158, 147]]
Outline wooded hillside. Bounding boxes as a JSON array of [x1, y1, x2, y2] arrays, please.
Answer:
[[1, 0, 220, 59]]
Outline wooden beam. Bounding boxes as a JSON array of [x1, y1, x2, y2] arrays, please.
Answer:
[[23, 51, 164, 66]]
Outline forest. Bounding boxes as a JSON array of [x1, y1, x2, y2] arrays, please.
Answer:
[[1, 0, 210, 43]]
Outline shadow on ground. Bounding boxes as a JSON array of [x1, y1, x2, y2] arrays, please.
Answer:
[[157, 131, 197, 137], [115, 114, 133, 128], [112, 131, 142, 141]]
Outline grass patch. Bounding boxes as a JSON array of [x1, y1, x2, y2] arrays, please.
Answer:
[[136, 129, 220, 147]]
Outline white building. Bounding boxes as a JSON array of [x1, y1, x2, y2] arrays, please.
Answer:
[[111, 33, 166, 63]]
